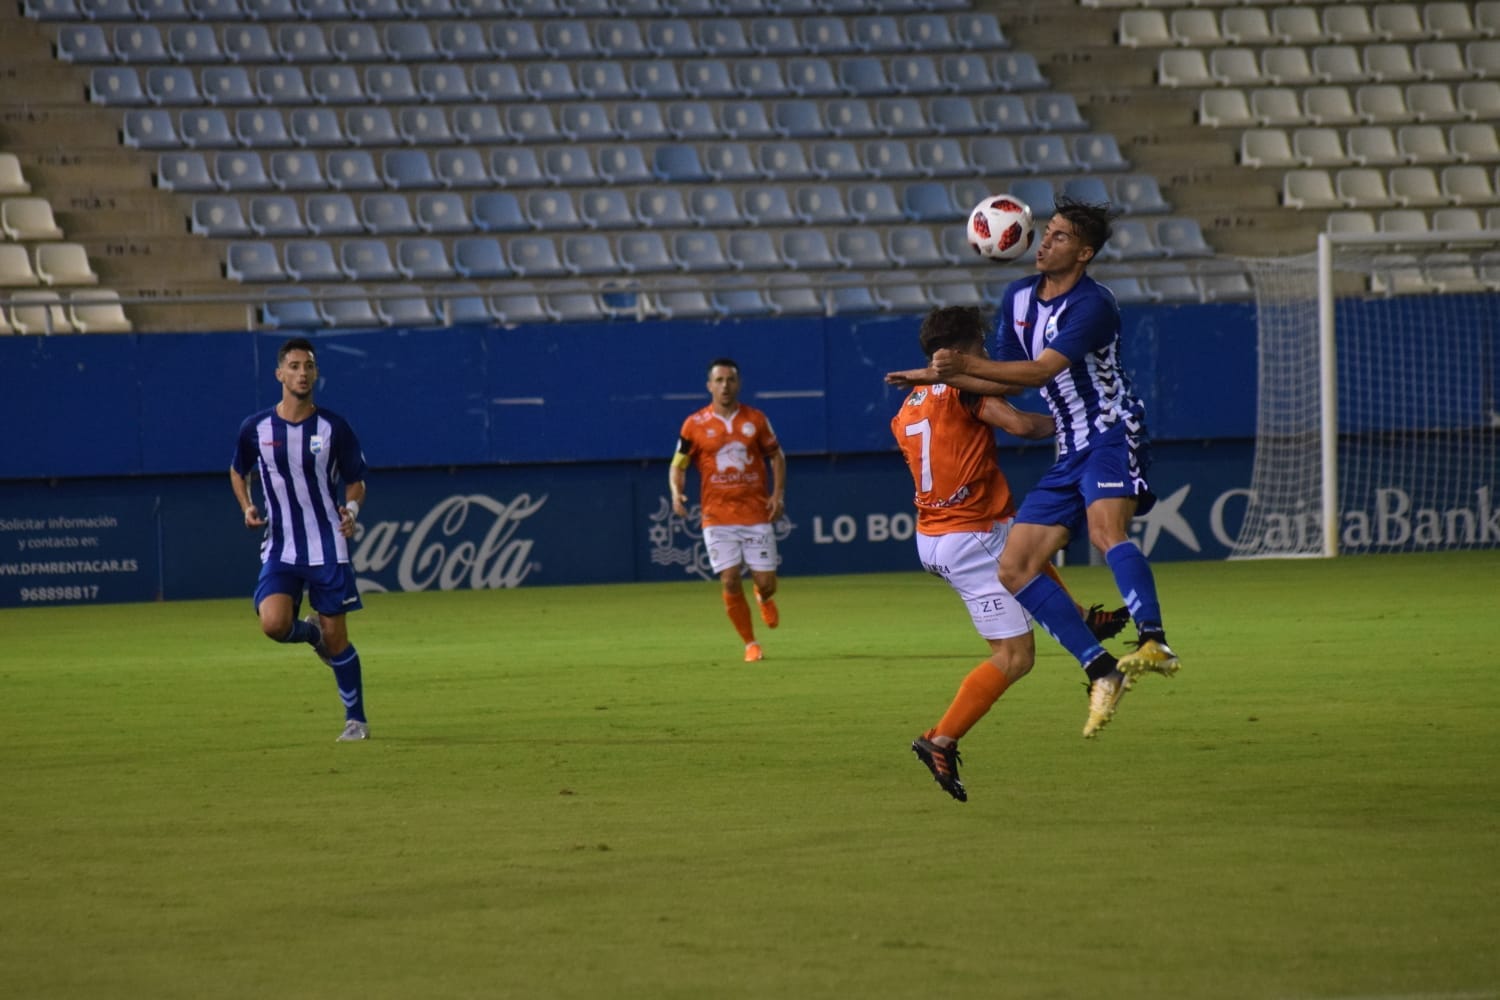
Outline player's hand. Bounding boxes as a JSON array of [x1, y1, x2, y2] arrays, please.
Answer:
[[885, 366, 938, 387], [337, 506, 358, 539], [671, 494, 688, 518], [243, 505, 266, 528], [931, 349, 968, 378], [767, 493, 785, 521]]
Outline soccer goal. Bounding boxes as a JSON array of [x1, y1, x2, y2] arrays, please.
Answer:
[[1234, 230, 1500, 558]]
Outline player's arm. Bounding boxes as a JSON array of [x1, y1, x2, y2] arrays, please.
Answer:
[[884, 367, 1022, 396], [974, 396, 1054, 440], [767, 447, 786, 521], [229, 466, 265, 529], [338, 480, 366, 539], [933, 346, 1071, 388], [669, 438, 692, 517]]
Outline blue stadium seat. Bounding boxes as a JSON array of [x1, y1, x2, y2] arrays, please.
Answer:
[[506, 106, 560, 144], [751, 16, 799, 55], [1033, 93, 1088, 132], [57, 25, 114, 64], [617, 232, 674, 273], [577, 61, 631, 101], [202, 66, 257, 105], [1062, 176, 1111, 206], [222, 24, 277, 63], [216, 150, 274, 191], [330, 23, 383, 62], [941, 54, 995, 94], [157, 151, 216, 191], [351, 0, 401, 16], [802, 15, 856, 54], [954, 12, 1009, 50], [671, 232, 731, 273], [890, 225, 948, 268], [765, 276, 824, 317], [115, 25, 169, 63], [277, 24, 331, 63], [190, 194, 252, 236], [270, 149, 328, 190], [306, 192, 363, 234], [653, 145, 710, 183], [720, 101, 776, 140], [700, 19, 752, 56], [366, 66, 418, 105], [889, 56, 942, 96], [559, 104, 615, 143], [1100, 219, 1162, 261], [257, 67, 311, 107], [434, 148, 488, 189], [191, 0, 242, 18], [950, 178, 991, 214], [824, 99, 880, 138], [1155, 217, 1213, 257], [541, 20, 591, 59], [734, 59, 790, 98], [1020, 135, 1075, 173], [241, 0, 294, 18], [296, 0, 348, 19], [285, 239, 343, 282], [742, 187, 797, 226], [915, 137, 972, 177], [384, 22, 435, 61], [472, 192, 528, 233], [414, 192, 472, 234], [398, 108, 452, 146], [969, 136, 1023, 176], [340, 240, 400, 281], [1073, 134, 1130, 172], [579, 189, 633, 229], [361, 192, 419, 235], [704, 143, 758, 182], [757, 141, 814, 180], [632, 61, 684, 100], [471, 65, 524, 104], [597, 145, 652, 185], [395, 238, 453, 280], [289, 107, 343, 147], [863, 139, 920, 179], [646, 19, 696, 58], [249, 194, 304, 235], [489, 21, 543, 59], [439, 284, 493, 326], [903, 13, 955, 49], [236, 108, 293, 148], [979, 94, 1034, 132], [345, 107, 399, 146], [561, 233, 621, 276], [930, 96, 982, 136], [90, 65, 146, 104], [727, 230, 784, 271], [122, 108, 179, 149], [436, 22, 490, 61], [838, 58, 894, 99], [381, 149, 436, 190], [1010, 177, 1057, 217], [875, 278, 928, 314], [489, 284, 552, 326], [507, 235, 568, 278], [167, 25, 223, 63], [781, 230, 838, 269], [810, 140, 863, 180], [453, 106, 505, 145], [876, 97, 930, 136], [902, 181, 960, 222], [525, 63, 579, 102], [773, 100, 825, 138], [688, 187, 742, 227], [310, 65, 364, 105], [995, 52, 1048, 91], [654, 281, 717, 321], [225, 240, 286, 282], [320, 289, 381, 330], [377, 286, 440, 328], [668, 101, 719, 141], [453, 236, 510, 278], [596, 20, 649, 59], [787, 57, 841, 97], [26, 0, 81, 19], [827, 279, 880, 314], [683, 60, 736, 99], [546, 148, 597, 187], [525, 191, 584, 231], [928, 280, 985, 309], [852, 15, 903, 53], [796, 184, 850, 224], [490, 148, 545, 188], [180, 109, 240, 149], [835, 229, 890, 269], [260, 288, 324, 328], [712, 282, 774, 319], [326, 150, 381, 191], [848, 182, 905, 224], [145, 67, 200, 107], [635, 189, 692, 228], [1114, 174, 1172, 215]]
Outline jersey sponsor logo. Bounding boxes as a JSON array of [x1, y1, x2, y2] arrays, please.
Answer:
[[905, 389, 928, 406], [1097, 481, 1125, 488], [715, 441, 750, 474]]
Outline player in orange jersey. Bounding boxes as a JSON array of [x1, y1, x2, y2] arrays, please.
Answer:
[[892, 307, 1124, 802], [670, 358, 787, 663]]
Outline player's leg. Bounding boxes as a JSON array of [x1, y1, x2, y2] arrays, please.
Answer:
[[707, 525, 761, 659], [744, 524, 780, 629], [307, 562, 368, 740], [1038, 561, 1129, 641], [254, 561, 318, 646]]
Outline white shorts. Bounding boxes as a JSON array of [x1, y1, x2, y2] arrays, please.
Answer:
[[704, 523, 779, 575], [915, 521, 1032, 641]]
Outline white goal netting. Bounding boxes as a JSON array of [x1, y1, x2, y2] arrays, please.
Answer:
[[1235, 233, 1500, 558]]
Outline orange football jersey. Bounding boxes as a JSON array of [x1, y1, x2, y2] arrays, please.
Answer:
[[676, 405, 781, 527], [890, 383, 1017, 534]]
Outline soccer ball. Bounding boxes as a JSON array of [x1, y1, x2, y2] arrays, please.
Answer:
[[965, 195, 1035, 262]]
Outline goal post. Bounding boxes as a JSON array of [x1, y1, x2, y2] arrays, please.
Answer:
[[1235, 230, 1500, 559]]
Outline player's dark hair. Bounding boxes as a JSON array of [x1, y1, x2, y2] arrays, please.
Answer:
[[707, 357, 739, 377], [1051, 196, 1115, 255], [919, 306, 988, 359], [278, 336, 316, 366]]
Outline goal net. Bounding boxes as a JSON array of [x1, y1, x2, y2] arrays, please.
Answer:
[[1234, 231, 1500, 558]]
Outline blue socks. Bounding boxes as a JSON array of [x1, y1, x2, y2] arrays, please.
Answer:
[[1014, 574, 1106, 669], [328, 645, 366, 723], [1105, 541, 1164, 636]]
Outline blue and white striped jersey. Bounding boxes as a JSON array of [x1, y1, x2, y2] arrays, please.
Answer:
[[231, 407, 367, 567], [995, 273, 1147, 456]]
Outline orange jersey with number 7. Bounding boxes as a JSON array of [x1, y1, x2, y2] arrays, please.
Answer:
[[891, 383, 1017, 535]]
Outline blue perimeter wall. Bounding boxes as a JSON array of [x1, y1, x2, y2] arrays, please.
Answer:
[[0, 302, 1259, 607]]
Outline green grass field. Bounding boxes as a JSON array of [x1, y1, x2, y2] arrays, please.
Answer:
[[3, 551, 1498, 1000]]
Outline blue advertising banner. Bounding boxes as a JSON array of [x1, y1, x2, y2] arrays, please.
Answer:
[[0, 496, 161, 607]]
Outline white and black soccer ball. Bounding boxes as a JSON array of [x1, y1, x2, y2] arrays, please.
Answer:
[[965, 195, 1035, 262]]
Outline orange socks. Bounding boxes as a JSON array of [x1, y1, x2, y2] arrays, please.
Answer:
[[723, 590, 755, 644], [934, 662, 1014, 741]]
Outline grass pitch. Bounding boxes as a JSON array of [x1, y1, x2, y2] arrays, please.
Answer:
[[2, 551, 1498, 1000]]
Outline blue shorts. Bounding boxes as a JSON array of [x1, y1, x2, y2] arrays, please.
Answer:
[[1016, 425, 1156, 538], [254, 559, 363, 618]]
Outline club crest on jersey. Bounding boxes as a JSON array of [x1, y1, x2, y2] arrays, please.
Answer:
[[906, 389, 929, 406], [1044, 315, 1060, 342], [741, 422, 755, 437], [309, 434, 325, 455]]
